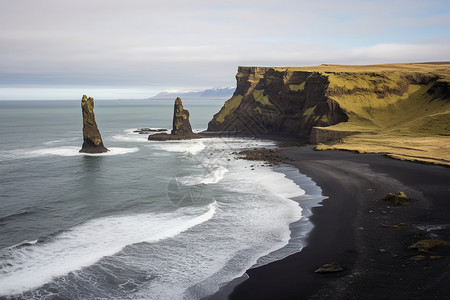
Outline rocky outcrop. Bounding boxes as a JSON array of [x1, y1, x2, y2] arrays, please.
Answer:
[[80, 95, 108, 153], [408, 240, 450, 253], [310, 127, 361, 144], [207, 64, 449, 142], [236, 148, 285, 165], [381, 192, 410, 206], [207, 67, 347, 138], [315, 262, 345, 273], [134, 128, 168, 134], [171, 97, 193, 135], [149, 97, 201, 141]]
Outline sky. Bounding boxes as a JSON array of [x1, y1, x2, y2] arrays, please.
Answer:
[[0, 0, 449, 100]]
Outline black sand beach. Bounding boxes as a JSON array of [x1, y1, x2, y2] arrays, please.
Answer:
[[223, 146, 450, 299]]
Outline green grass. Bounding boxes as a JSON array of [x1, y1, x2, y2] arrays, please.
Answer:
[[289, 81, 306, 91], [306, 62, 450, 165], [214, 95, 244, 123], [253, 89, 273, 107], [326, 82, 450, 136]]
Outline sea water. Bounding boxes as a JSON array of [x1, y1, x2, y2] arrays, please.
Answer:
[[0, 99, 324, 299]]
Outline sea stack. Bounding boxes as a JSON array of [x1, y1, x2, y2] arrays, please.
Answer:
[[149, 97, 201, 140], [79, 95, 109, 153], [172, 97, 193, 136]]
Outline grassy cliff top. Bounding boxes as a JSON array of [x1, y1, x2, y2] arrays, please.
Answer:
[[229, 63, 450, 166], [297, 63, 450, 166], [238, 62, 450, 166], [241, 62, 450, 80]]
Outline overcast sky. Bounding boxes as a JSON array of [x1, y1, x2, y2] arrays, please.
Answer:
[[1, 0, 449, 100]]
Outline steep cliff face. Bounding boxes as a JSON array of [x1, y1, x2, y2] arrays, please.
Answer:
[[80, 95, 108, 153], [207, 64, 450, 142], [207, 67, 348, 137]]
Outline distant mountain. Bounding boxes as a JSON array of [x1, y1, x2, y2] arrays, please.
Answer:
[[149, 87, 235, 100]]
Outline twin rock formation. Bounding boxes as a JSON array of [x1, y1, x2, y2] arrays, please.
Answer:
[[79, 95, 197, 153]]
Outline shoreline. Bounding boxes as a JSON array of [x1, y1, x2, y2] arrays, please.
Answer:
[[212, 145, 450, 299]]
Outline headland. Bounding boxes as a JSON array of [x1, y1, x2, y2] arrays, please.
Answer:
[[205, 62, 450, 299]]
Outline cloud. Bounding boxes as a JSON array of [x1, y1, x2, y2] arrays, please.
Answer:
[[0, 0, 449, 99], [349, 42, 450, 63]]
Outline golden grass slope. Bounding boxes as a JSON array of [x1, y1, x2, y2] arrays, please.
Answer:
[[307, 62, 450, 166]]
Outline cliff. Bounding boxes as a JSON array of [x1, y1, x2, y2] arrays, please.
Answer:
[[207, 66, 349, 137], [80, 95, 108, 153], [208, 63, 450, 165], [208, 64, 450, 137]]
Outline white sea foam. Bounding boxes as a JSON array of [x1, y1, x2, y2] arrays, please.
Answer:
[[112, 134, 149, 143], [149, 140, 206, 155], [1, 146, 139, 160], [131, 137, 309, 299], [111, 129, 152, 143], [129, 158, 307, 299], [179, 166, 229, 185], [83, 147, 139, 156], [0, 202, 217, 296], [0, 135, 321, 299], [43, 137, 78, 145]]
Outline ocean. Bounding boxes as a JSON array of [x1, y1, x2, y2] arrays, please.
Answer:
[[0, 99, 324, 299]]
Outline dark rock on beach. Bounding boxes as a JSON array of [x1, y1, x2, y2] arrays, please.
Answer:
[[134, 128, 168, 134], [408, 239, 450, 253], [382, 191, 410, 206], [79, 95, 108, 153], [148, 97, 203, 141], [236, 148, 286, 165], [314, 262, 345, 273]]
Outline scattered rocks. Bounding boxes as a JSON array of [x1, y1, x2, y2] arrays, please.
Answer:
[[408, 239, 450, 253], [237, 148, 285, 165], [381, 192, 410, 206], [134, 128, 167, 134], [315, 262, 344, 273], [382, 223, 409, 229]]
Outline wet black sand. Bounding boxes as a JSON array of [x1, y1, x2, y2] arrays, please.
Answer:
[[222, 146, 450, 299]]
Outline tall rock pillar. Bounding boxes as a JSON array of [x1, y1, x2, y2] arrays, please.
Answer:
[[80, 95, 109, 153], [171, 97, 193, 136]]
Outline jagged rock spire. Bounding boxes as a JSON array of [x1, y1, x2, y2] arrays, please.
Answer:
[[171, 97, 193, 136], [79, 95, 108, 153], [148, 97, 201, 140]]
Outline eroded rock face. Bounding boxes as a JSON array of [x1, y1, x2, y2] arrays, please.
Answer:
[[172, 97, 193, 135], [207, 67, 348, 138], [149, 97, 200, 141], [79, 95, 108, 153], [206, 65, 446, 142]]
